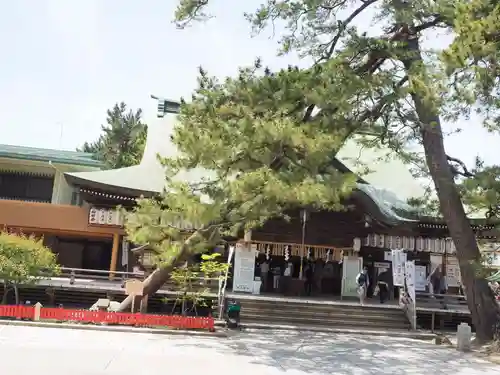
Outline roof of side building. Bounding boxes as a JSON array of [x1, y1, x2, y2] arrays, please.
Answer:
[[0, 144, 103, 168]]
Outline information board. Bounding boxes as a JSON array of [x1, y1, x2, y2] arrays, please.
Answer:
[[232, 243, 257, 293]]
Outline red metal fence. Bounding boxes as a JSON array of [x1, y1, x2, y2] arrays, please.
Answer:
[[0, 305, 214, 331]]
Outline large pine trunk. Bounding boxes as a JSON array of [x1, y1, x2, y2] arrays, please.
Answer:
[[402, 36, 499, 342], [117, 226, 218, 312]]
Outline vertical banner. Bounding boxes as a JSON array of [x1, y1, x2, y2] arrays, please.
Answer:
[[446, 256, 462, 287], [218, 246, 235, 319], [232, 243, 257, 293], [415, 265, 427, 291], [404, 260, 417, 330], [405, 260, 416, 303], [391, 249, 407, 286]]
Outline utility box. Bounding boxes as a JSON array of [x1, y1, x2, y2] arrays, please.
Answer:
[[225, 299, 241, 329]]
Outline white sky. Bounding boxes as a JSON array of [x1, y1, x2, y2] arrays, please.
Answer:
[[1, 0, 499, 169]]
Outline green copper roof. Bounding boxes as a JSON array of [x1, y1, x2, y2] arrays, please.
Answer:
[[0, 144, 103, 168]]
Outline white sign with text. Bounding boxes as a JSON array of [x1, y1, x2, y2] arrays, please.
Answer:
[[232, 243, 257, 293], [391, 249, 407, 286]]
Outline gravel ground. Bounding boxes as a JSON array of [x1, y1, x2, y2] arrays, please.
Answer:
[[0, 325, 498, 374]]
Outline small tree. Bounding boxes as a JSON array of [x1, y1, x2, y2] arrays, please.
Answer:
[[167, 253, 230, 316], [0, 232, 60, 305]]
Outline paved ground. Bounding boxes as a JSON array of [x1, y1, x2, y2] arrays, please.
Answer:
[[0, 326, 498, 375]]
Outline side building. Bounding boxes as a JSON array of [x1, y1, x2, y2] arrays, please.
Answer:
[[0, 144, 124, 273]]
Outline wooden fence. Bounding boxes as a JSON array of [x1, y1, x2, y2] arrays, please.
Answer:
[[0, 305, 214, 331]]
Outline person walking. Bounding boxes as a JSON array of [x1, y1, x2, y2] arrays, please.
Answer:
[[356, 267, 370, 305], [377, 268, 391, 303]]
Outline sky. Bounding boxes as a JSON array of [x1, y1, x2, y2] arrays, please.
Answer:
[[1, 0, 499, 169]]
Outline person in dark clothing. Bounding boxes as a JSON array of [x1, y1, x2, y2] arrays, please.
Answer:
[[377, 269, 391, 303], [304, 262, 314, 296]]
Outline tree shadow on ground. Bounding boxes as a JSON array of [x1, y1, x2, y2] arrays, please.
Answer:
[[174, 329, 500, 374]]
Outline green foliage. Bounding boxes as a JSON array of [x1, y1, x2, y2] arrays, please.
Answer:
[[456, 159, 500, 218], [79, 102, 147, 169], [0, 232, 60, 284], [0, 232, 60, 304]]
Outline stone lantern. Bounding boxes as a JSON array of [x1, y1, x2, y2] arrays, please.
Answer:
[[131, 244, 159, 275]]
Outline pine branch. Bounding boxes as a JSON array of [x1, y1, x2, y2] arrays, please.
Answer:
[[447, 155, 475, 178]]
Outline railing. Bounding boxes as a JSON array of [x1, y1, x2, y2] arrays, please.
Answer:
[[415, 292, 469, 332], [58, 267, 141, 282], [39, 267, 221, 294], [415, 292, 468, 307], [0, 305, 214, 330]]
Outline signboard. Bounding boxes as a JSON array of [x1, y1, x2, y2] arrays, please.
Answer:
[[405, 260, 416, 303], [415, 265, 427, 291], [125, 279, 144, 296], [391, 250, 407, 286], [232, 243, 257, 293], [341, 256, 363, 298], [88, 207, 123, 226]]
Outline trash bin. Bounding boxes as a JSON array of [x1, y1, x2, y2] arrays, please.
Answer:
[[225, 299, 241, 329]]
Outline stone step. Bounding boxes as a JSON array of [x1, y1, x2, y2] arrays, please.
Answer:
[[240, 307, 405, 322], [239, 313, 410, 330], [236, 298, 410, 331], [239, 300, 403, 316]]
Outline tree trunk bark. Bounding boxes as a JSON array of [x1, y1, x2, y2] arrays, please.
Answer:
[[117, 226, 218, 312], [13, 284, 19, 305], [2, 282, 9, 304], [401, 35, 499, 342]]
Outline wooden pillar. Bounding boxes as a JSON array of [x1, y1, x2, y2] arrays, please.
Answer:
[[109, 233, 120, 279]]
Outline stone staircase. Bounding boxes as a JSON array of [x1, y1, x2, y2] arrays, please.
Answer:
[[236, 297, 411, 331]]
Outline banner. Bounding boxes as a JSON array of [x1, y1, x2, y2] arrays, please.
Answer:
[[391, 249, 407, 286]]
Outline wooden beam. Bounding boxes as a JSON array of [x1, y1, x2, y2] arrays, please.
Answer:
[[109, 233, 120, 279]]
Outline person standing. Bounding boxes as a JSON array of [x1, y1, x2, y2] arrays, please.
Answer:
[[304, 261, 314, 296], [356, 267, 370, 305], [314, 259, 324, 294], [272, 265, 281, 291], [260, 260, 270, 293]]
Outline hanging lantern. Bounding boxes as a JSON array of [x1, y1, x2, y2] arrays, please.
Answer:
[[353, 238, 361, 252], [284, 245, 291, 261], [409, 237, 416, 250], [326, 248, 332, 262], [265, 244, 271, 260]]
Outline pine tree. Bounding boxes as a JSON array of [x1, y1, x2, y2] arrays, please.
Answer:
[[123, 0, 500, 341], [79, 102, 147, 169]]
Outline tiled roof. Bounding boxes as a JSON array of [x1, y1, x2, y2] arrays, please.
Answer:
[[0, 144, 103, 168]]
